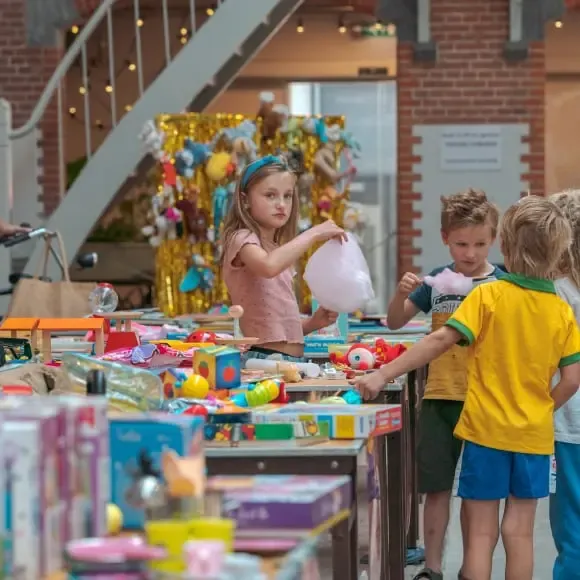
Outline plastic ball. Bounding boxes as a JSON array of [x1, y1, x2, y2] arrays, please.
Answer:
[[107, 503, 123, 535], [181, 374, 210, 399]]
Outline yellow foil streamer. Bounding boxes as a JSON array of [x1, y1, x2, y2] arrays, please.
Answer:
[[154, 113, 348, 315]]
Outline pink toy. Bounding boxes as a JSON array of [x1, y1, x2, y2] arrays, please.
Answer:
[[98, 344, 193, 369], [183, 540, 225, 578], [424, 268, 473, 296], [66, 536, 166, 562]]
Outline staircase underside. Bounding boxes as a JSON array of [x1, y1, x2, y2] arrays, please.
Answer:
[[22, 0, 304, 281]]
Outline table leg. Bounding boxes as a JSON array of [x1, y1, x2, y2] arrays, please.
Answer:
[[386, 405, 406, 579], [375, 433, 391, 580], [407, 370, 420, 549]]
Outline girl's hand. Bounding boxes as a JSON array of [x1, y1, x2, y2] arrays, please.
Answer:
[[0, 220, 30, 237], [310, 307, 338, 331], [310, 220, 347, 243], [349, 369, 389, 401]]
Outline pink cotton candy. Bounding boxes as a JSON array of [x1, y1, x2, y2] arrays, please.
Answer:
[[424, 268, 473, 296]]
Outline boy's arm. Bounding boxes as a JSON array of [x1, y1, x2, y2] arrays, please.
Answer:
[[387, 295, 421, 330], [552, 362, 580, 410], [378, 326, 460, 382]]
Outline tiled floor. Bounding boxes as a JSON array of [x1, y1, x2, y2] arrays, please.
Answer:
[[317, 466, 556, 579]]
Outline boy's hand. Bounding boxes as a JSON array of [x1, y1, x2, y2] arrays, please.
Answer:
[[397, 272, 422, 297], [350, 369, 389, 401], [310, 307, 338, 330]]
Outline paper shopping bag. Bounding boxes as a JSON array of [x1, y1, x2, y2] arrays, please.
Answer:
[[6, 232, 96, 318]]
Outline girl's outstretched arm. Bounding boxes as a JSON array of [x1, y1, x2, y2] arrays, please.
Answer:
[[239, 221, 345, 279]]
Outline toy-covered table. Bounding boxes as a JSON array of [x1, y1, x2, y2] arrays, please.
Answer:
[[205, 440, 363, 580]]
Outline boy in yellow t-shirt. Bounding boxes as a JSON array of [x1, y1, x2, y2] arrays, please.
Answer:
[[354, 196, 580, 580]]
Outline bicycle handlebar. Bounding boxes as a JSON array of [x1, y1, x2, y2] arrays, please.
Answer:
[[0, 227, 54, 248]]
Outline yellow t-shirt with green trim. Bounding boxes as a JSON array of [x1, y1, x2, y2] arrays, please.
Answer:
[[409, 264, 503, 401], [445, 274, 580, 455]]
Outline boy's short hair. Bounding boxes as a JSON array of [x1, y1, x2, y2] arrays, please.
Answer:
[[500, 196, 572, 280], [440, 189, 500, 235]]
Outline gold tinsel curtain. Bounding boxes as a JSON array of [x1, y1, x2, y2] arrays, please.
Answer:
[[154, 113, 347, 316]]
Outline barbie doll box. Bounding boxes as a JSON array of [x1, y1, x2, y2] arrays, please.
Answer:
[[253, 403, 402, 439], [56, 396, 110, 540], [110, 414, 205, 529], [2, 415, 61, 579]]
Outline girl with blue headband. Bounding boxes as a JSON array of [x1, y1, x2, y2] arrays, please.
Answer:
[[221, 155, 346, 362]]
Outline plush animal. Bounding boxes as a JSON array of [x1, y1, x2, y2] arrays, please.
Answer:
[[139, 120, 166, 160], [175, 139, 212, 178], [205, 151, 234, 182], [257, 92, 289, 142]]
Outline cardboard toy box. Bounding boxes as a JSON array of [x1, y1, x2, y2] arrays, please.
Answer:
[[212, 475, 352, 535], [204, 421, 330, 445], [110, 414, 205, 529], [252, 403, 402, 439]]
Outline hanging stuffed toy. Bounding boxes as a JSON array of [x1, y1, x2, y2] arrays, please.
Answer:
[[221, 120, 258, 176], [175, 186, 210, 244], [257, 92, 289, 143], [280, 116, 304, 149], [139, 120, 166, 160], [212, 184, 233, 242], [175, 138, 212, 179], [142, 192, 181, 247], [205, 151, 235, 182], [179, 254, 214, 293]]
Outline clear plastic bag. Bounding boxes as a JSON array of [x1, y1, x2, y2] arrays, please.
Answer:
[[304, 234, 375, 313]]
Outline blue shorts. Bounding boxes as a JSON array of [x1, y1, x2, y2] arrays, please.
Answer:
[[458, 441, 550, 500]]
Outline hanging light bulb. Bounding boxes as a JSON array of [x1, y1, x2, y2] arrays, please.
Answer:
[[124, 105, 133, 112], [127, 62, 136, 72], [71, 25, 79, 34], [297, 18, 304, 33], [555, 20, 563, 28], [105, 82, 113, 94], [180, 36, 187, 45], [338, 17, 346, 34], [68, 107, 77, 117], [206, 7, 214, 16], [180, 27, 188, 36], [136, 18, 144, 27], [373, 20, 383, 31], [95, 120, 104, 130], [79, 86, 87, 95]]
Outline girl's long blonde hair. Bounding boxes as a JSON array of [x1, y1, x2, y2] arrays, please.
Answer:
[[221, 158, 299, 262], [551, 189, 580, 289]]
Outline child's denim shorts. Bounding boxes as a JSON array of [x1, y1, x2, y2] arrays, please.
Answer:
[[241, 346, 305, 365]]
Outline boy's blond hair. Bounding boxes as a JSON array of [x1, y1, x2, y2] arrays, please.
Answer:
[[500, 196, 572, 280], [440, 188, 500, 235], [551, 189, 580, 289]]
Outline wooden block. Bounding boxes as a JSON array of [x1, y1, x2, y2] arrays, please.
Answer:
[[37, 318, 105, 331]]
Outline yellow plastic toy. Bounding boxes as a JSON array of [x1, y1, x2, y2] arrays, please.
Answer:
[[107, 503, 123, 535], [179, 374, 210, 399]]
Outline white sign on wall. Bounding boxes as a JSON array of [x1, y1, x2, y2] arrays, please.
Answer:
[[440, 125, 503, 172]]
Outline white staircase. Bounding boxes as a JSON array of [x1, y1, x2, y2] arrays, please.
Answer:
[[11, 0, 303, 282]]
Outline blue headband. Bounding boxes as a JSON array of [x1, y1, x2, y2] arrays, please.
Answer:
[[240, 155, 286, 190]]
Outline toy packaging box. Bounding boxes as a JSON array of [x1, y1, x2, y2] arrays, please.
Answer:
[[0, 404, 62, 578], [214, 475, 351, 535], [252, 403, 402, 439], [192, 346, 240, 389], [2, 419, 58, 580], [56, 396, 110, 540], [110, 414, 205, 529], [204, 421, 330, 445], [304, 299, 349, 355]]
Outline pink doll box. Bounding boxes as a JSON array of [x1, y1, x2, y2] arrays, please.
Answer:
[[58, 396, 110, 539], [0, 404, 62, 577], [3, 419, 57, 580]]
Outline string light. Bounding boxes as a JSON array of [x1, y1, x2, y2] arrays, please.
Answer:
[[206, 7, 214, 16], [338, 17, 346, 34], [180, 27, 187, 36], [136, 18, 144, 27], [180, 37, 187, 45], [555, 20, 563, 28], [125, 105, 133, 112], [68, 107, 76, 117], [297, 18, 304, 33], [105, 82, 113, 93], [128, 62, 136, 71], [71, 25, 79, 34], [373, 20, 383, 31], [79, 86, 87, 95]]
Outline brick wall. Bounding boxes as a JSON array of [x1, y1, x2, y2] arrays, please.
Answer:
[[0, 0, 99, 217], [397, 0, 545, 275]]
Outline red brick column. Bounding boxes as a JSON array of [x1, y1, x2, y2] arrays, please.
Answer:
[[0, 0, 100, 217], [397, 0, 545, 275]]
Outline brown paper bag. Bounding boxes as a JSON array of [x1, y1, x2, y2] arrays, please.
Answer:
[[6, 232, 96, 318]]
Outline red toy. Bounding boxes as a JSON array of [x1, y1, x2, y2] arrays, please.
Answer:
[[330, 340, 407, 371], [186, 330, 217, 343]]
